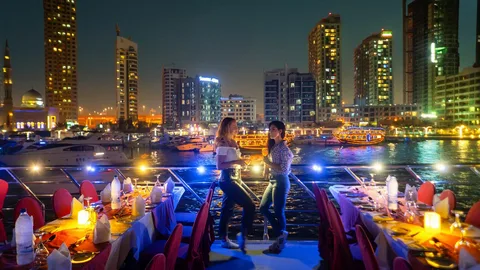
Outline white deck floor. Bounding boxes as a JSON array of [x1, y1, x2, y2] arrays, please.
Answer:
[[207, 240, 322, 270]]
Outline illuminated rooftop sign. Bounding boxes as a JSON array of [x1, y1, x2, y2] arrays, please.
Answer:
[[199, 76, 219, 83], [381, 30, 392, 38]]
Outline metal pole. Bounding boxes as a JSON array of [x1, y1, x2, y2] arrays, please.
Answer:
[[405, 166, 424, 183], [114, 169, 127, 180], [344, 167, 364, 185], [289, 173, 315, 199], [60, 169, 80, 188], [167, 169, 204, 203], [470, 167, 480, 178], [6, 169, 46, 222]]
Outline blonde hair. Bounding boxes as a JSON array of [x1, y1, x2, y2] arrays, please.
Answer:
[[215, 117, 236, 148]]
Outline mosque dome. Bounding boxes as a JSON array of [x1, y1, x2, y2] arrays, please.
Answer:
[[21, 89, 44, 108]]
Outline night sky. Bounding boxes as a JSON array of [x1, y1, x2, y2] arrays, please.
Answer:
[[0, 0, 477, 114]]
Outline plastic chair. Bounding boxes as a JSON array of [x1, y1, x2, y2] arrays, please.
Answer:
[[393, 257, 413, 270], [327, 200, 354, 269], [418, 181, 436, 206], [439, 189, 456, 211], [80, 180, 99, 204], [14, 197, 45, 230], [466, 201, 480, 228], [52, 188, 73, 218], [146, 253, 166, 270], [355, 225, 379, 270]]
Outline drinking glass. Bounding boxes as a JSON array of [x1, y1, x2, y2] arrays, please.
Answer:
[[370, 174, 377, 189], [133, 178, 139, 191], [243, 155, 251, 171], [404, 201, 416, 223], [33, 232, 49, 269], [454, 227, 471, 252], [155, 174, 161, 186], [262, 148, 269, 157], [84, 197, 92, 208]]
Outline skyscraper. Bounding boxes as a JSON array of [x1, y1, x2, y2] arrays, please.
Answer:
[[115, 25, 139, 122], [264, 67, 298, 123], [2, 40, 13, 129], [405, 0, 459, 113], [162, 67, 186, 128], [354, 30, 394, 106], [475, 0, 480, 67], [308, 13, 342, 119], [287, 72, 316, 124], [43, 0, 78, 123]]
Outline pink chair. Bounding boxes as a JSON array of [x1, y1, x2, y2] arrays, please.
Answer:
[[466, 201, 480, 228], [14, 197, 45, 230], [318, 189, 333, 263], [52, 188, 73, 218], [418, 181, 436, 206], [146, 253, 166, 270], [393, 257, 413, 270], [164, 224, 183, 270], [80, 180, 99, 204], [327, 200, 354, 269], [355, 225, 379, 270], [0, 179, 8, 243], [439, 189, 456, 211]]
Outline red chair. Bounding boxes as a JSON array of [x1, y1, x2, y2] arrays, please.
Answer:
[[327, 200, 354, 269], [466, 201, 480, 228], [52, 188, 73, 218], [439, 189, 456, 211], [80, 180, 99, 204], [0, 179, 8, 243], [14, 197, 45, 230], [164, 224, 183, 270], [393, 257, 413, 270], [146, 253, 166, 270], [317, 188, 333, 263], [355, 225, 379, 270], [176, 186, 214, 224], [418, 181, 436, 206]]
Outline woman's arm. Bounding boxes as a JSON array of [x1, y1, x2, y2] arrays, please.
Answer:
[[264, 144, 293, 174]]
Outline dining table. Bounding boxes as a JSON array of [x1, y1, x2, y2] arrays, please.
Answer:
[[0, 186, 185, 270], [329, 184, 480, 270]]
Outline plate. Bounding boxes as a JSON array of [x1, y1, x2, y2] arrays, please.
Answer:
[[390, 226, 410, 235], [416, 203, 432, 210], [407, 243, 437, 252], [425, 257, 457, 269], [71, 252, 96, 264], [37, 225, 59, 233]]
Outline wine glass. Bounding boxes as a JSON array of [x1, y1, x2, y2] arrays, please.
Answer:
[[33, 232, 49, 269], [84, 197, 92, 208], [155, 174, 161, 186], [262, 148, 269, 157], [133, 178, 139, 191], [404, 201, 416, 223], [450, 210, 464, 234], [243, 155, 251, 171], [370, 174, 377, 189], [455, 227, 471, 252]]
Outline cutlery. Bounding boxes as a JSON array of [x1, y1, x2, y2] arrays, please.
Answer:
[[43, 234, 56, 244]]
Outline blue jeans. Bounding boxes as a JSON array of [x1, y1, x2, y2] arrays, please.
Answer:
[[259, 174, 290, 236], [218, 169, 255, 239]]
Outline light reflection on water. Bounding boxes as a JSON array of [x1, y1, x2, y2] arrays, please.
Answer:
[[130, 140, 480, 239]]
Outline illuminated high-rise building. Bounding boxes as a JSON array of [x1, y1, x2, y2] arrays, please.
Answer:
[[404, 0, 459, 112], [308, 13, 342, 120], [115, 25, 139, 122], [43, 0, 78, 123], [354, 30, 394, 106], [162, 67, 186, 128], [264, 67, 298, 123], [2, 40, 13, 128], [475, 0, 480, 67]]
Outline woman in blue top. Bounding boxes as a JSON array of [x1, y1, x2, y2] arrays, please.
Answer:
[[260, 120, 294, 253]]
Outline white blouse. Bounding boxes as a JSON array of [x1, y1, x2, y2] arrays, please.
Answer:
[[216, 146, 241, 167]]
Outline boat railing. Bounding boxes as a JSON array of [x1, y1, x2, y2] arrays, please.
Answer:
[[1, 163, 479, 239]]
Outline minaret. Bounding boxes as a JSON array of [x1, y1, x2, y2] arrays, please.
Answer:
[[3, 40, 13, 129]]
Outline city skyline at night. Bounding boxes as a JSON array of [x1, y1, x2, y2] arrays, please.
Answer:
[[0, 0, 477, 114]]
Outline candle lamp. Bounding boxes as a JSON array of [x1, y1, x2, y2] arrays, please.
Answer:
[[424, 212, 441, 234], [78, 209, 89, 227]]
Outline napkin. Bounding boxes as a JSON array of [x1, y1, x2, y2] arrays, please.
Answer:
[[165, 177, 175, 193], [123, 177, 134, 193], [100, 183, 112, 203], [459, 247, 480, 270], [433, 196, 450, 219], [132, 195, 145, 217], [93, 215, 111, 244], [70, 196, 84, 218], [150, 185, 163, 204], [404, 184, 418, 202], [47, 243, 72, 270]]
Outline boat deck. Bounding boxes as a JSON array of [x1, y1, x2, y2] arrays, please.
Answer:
[[208, 240, 321, 270]]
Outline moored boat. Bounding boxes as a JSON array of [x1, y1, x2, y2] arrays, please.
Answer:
[[333, 126, 385, 145]]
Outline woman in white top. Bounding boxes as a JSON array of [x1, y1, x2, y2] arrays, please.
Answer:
[[215, 117, 255, 253]]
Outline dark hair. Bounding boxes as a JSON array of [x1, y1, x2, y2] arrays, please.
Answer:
[[267, 120, 286, 154], [215, 117, 236, 149]]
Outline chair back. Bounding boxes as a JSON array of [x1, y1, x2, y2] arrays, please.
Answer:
[[355, 225, 379, 270], [439, 189, 456, 211], [52, 188, 73, 218], [206, 188, 214, 205], [318, 189, 333, 262], [418, 181, 436, 206], [187, 202, 209, 265], [164, 224, 183, 270], [146, 253, 166, 270], [327, 200, 353, 269], [14, 197, 45, 230], [393, 257, 413, 270], [80, 180, 99, 204], [466, 200, 480, 228], [0, 179, 8, 209]]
